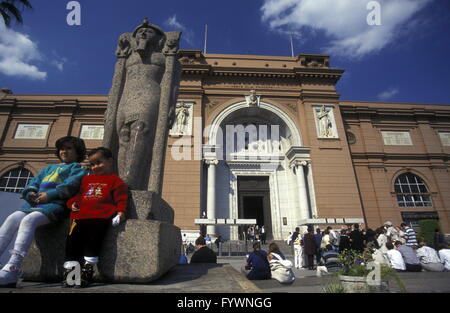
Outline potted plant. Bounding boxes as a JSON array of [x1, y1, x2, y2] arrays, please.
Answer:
[[336, 249, 406, 293], [337, 249, 372, 293]]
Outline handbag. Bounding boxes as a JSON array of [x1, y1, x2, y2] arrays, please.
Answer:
[[269, 253, 295, 284], [270, 253, 293, 268]]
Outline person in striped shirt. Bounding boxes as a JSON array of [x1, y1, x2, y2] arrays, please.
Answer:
[[400, 223, 418, 248]]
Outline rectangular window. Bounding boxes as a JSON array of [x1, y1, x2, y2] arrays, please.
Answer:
[[381, 131, 412, 146], [14, 124, 49, 139], [79, 125, 104, 140]]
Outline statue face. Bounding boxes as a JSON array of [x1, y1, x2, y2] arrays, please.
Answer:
[[135, 27, 159, 51], [137, 27, 157, 41]]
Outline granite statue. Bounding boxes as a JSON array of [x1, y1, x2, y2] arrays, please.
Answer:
[[21, 19, 182, 284], [103, 18, 181, 192]]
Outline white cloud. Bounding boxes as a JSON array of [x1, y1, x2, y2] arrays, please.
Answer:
[[166, 15, 185, 30], [51, 61, 64, 71], [164, 15, 195, 47], [0, 23, 47, 80], [49, 51, 67, 72], [260, 0, 433, 58], [377, 87, 399, 101]]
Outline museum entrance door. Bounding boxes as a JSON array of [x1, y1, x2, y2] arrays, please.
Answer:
[[237, 176, 272, 241]]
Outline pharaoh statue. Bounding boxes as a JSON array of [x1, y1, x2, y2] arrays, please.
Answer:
[[103, 18, 181, 191], [21, 19, 183, 284]]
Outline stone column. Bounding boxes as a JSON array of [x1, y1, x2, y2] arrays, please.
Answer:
[[205, 159, 219, 236], [306, 162, 316, 218], [295, 161, 309, 222]]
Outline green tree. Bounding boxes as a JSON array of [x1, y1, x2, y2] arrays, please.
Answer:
[[0, 0, 32, 27]]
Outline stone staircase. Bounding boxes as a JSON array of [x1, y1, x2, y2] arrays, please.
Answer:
[[207, 239, 293, 257]]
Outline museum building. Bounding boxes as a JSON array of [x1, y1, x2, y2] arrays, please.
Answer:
[[1, 50, 449, 240]]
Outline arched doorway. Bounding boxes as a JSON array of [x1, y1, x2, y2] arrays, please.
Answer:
[[203, 100, 316, 240]]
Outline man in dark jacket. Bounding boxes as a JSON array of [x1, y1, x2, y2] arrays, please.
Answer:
[[190, 236, 217, 264], [339, 228, 351, 252], [303, 226, 318, 270], [245, 242, 271, 280], [349, 223, 365, 252], [314, 228, 323, 265], [291, 227, 300, 245]]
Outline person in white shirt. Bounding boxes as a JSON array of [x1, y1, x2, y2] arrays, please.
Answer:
[[384, 221, 394, 237], [321, 230, 331, 250], [376, 227, 389, 253], [416, 242, 444, 272], [438, 244, 450, 271], [286, 232, 292, 246], [385, 242, 406, 271]]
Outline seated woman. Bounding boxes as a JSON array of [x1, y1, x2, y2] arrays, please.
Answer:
[[268, 242, 295, 284]]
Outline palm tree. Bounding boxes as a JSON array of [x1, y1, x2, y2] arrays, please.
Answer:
[[0, 0, 32, 27]]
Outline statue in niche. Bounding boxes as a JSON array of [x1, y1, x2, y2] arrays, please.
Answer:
[[103, 18, 181, 190], [173, 102, 190, 134], [317, 105, 333, 138]]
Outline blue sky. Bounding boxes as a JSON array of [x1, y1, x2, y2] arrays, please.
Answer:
[[0, 0, 449, 104]]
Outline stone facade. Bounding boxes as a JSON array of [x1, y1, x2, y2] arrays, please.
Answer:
[[1, 51, 449, 239]]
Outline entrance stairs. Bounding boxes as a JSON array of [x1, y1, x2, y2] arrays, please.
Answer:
[[208, 239, 293, 257]]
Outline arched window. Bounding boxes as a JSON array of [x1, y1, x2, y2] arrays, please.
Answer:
[[0, 167, 34, 193], [394, 173, 432, 207]]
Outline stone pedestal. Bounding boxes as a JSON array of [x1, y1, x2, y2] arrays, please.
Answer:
[[21, 192, 181, 283]]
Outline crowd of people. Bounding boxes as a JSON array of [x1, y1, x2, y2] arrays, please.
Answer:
[[183, 221, 450, 285], [245, 225, 267, 245], [287, 221, 450, 274]]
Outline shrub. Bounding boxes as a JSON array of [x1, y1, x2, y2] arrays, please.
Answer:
[[418, 219, 440, 246], [323, 282, 346, 293]]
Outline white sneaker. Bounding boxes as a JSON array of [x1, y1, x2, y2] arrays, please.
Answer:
[[0, 264, 22, 288]]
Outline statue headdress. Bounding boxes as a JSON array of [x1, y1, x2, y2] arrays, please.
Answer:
[[133, 18, 165, 38]]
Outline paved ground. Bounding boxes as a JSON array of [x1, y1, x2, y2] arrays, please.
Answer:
[[216, 256, 450, 293], [1, 255, 450, 293]]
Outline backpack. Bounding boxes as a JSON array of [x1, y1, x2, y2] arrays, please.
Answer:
[[269, 253, 295, 284]]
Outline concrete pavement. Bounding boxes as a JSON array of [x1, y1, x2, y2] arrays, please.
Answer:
[[1, 255, 450, 293]]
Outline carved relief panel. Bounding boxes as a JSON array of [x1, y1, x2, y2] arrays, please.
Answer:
[[170, 101, 194, 136], [313, 105, 338, 138]]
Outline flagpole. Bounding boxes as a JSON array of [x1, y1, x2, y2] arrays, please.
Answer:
[[290, 34, 294, 57], [204, 24, 208, 54]]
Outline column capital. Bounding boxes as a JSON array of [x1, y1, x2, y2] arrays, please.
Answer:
[[204, 159, 219, 166], [290, 159, 309, 169]]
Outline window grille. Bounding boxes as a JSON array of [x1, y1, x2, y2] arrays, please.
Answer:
[[394, 173, 432, 207], [0, 167, 34, 193]]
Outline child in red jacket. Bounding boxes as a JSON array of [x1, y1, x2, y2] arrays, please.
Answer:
[[63, 147, 128, 288]]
